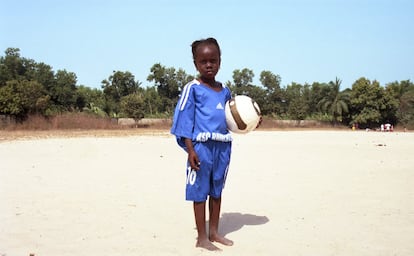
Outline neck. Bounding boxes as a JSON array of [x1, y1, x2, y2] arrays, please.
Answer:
[[198, 77, 217, 88]]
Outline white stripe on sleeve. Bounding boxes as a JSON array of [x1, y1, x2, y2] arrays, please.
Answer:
[[179, 80, 198, 111]]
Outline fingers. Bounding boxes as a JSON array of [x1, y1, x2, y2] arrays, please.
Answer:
[[188, 153, 201, 171], [192, 159, 201, 171]]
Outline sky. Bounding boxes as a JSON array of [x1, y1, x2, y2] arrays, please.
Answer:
[[1, 0, 413, 89]]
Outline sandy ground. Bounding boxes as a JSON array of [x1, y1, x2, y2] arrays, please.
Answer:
[[1, 130, 414, 256]]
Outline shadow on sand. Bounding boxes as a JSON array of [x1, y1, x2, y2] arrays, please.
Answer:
[[218, 212, 269, 236]]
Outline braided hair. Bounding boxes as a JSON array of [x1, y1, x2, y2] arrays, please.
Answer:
[[191, 37, 221, 61]]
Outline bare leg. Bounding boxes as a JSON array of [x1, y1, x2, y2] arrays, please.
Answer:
[[209, 197, 234, 246], [193, 201, 221, 251]]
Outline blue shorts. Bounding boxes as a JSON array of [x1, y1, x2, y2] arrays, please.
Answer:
[[185, 140, 232, 202]]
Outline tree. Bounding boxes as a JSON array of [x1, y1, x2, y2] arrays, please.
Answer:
[[0, 80, 48, 119], [119, 93, 145, 120], [259, 70, 282, 116], [76, 85, 106, 115], [0, 48, 25, 85], [50, 70, 78, 112], [147, 63, 193, 114], [317, 77, 349, 123], [387, 80, 414, 128], [230, 68, 255, 95], [308, 82, 330, 116], [260, 70, 281, 93], [350, 78, 386, 128], [102, 71, 141, 116], [285, 82, 308, 120], [147, 63, 179, 99], [142, 86, 163, 117], [29, 62, 55, 92], [398, 89, 414, 129]]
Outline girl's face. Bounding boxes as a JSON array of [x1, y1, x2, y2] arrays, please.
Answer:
[[194, 44, 221, 82]]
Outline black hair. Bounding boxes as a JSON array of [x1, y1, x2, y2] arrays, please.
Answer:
[[191, 37, 221, 60]]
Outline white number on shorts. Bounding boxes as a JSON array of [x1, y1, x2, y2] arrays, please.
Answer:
[[186, 167, 197, 185]]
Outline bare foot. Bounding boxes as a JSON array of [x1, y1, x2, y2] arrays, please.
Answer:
[[210, 234, 234, 246], [196, 238, 222, 251]]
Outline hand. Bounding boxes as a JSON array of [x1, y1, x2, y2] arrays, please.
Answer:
[[188, 150, 201, 171], [184, 138, 200, 170]]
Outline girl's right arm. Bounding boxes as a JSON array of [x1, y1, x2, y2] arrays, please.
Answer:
[[185, 138, 200, 171]]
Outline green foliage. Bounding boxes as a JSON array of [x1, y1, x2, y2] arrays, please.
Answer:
[[50, 70, 78, 111], [142, 86, 163, 116], [0, 48, 25, 84], [82, 102, 107, 118], [307, 112, 333, 122], [349, 77, 397, 127], [119, 93, 145, 120], [317, 78, 349, 123], [147, 63, 193, 114], [391, 80, 414, 128], [1, 47, 412, 129], [308, 82, 331, 114], [76, 85, 106, 111], [259, 70, 283, 115], [102, 71, 140, 101], [232, 68, 254, 89], [0, 80, 47, 119], [285, 82, 309, 120], [101, 70, 142, 116]]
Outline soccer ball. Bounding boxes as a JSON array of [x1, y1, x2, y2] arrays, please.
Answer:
[[225, 95, 261, 134]]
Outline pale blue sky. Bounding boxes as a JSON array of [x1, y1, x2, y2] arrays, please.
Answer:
[[1, 0, 413, 89]]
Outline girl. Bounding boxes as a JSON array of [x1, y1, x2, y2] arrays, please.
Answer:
[[171, 37, 233, 251]]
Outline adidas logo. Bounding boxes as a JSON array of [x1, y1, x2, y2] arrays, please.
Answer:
[[216, 102, 224, 109]]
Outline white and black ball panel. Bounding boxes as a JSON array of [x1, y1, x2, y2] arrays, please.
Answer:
[[225, 95, 261, 134]]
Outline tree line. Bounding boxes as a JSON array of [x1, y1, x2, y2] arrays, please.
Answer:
[[1, 48, 414, 129]]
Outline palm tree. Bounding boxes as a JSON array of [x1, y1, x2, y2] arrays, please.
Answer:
[[317, 77, 349, 124]]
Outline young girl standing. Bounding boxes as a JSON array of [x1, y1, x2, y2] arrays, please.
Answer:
[[171, 37, 234, 251]]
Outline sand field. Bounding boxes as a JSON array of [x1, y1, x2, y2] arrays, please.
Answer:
[[1, 130, 413, 255]]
